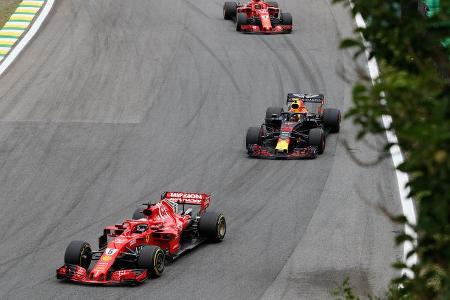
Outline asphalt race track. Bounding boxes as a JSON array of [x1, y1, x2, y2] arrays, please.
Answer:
[[0, 0, 402, 299]]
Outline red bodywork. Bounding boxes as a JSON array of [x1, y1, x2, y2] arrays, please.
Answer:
[[57, 192, 211, 285], [237, 1, 292, 33]]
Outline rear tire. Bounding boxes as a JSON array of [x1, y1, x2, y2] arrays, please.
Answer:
[[132, 208, 144, 220], [309, 128, 325, 154], [246, 127, 262, 148], [223, 2, 237, 20], [267, 1, 279, 8], [137, 245, 165, 278], [236, 12, 248, 31], [280, 12, 292, 26], [64, 241, 92, 269], [199, 211, 226, 242], [323, 108, 341, 133]]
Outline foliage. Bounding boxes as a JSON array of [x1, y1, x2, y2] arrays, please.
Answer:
[[332, 0, 450, 299], [332, 278, 362, 300]]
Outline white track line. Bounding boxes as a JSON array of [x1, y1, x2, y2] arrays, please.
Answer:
[[0, 0, 55, 76], [353, 11, 418, 278]]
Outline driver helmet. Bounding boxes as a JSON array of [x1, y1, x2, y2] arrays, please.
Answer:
[[291, 113, 300, 122]]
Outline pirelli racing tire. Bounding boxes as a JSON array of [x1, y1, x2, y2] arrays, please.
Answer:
[[64, 241, 92, 269], [223, 2, 237, 20], [309, 128, 325, 154], [132, 207, 145, 220], [199, 211, 226, 242], [138, 245, 165, 278], [323, 108, 341, 133], [236, 12, 248, 31], [265, 106, 283, 119], [281, 12, 292, 26], [267, 1, 279, 8], [246, 126, 262, 149]]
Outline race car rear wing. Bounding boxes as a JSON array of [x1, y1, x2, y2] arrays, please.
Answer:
[[161, 191, 211, 212], [286, 93, 324, 104]]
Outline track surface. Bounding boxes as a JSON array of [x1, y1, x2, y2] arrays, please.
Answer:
[[0, 0, 402, 299]]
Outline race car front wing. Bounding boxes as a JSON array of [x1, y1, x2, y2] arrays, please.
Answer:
[[247, 144, 318, 159], [56, 264, 148, 285], [240, 24, 292, 33]]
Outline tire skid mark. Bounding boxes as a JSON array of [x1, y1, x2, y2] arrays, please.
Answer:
[[186, 28, 242, 93], [0, 154, 234, 271], [283, 36, 327, 94], [182, 0, 212, 20], [281, 36, 322, 92], [0, 130, 238, 269], [0, 125, 135, 270], [257, 36, 305, 90], [258, 167, 335, 299], [272, 61, 285, 101], [181, 41, 209, 129], [136, 15, 189, 125]]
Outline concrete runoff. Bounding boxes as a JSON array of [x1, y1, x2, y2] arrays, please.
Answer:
[[0, 0, 402, 299]]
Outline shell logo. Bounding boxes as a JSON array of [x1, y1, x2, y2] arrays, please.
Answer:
[[101, 255, 112, 262]]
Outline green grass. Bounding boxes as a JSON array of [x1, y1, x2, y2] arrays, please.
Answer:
[[0, 0, 22, 28]]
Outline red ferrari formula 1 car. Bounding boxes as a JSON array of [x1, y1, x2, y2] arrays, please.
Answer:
[[56, 192, 226, 285], [246, 93, 341, 159], [223, 0, 292, 33]]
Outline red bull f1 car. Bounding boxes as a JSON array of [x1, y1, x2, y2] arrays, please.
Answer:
[[246, 93, 341, 159], [56, 192, 226, 285], [223, 0, 292, 33]]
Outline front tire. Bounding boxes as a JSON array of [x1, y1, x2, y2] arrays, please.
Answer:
[[246, 126, 262, 149], [267, 1, 279, 8], [223, 2, 237, 20], [137, 245, 165, 278], [199, 211, 226, 242], [309, 128, 325, 154], [236, 12, 248, 31], [280, 12, 292, 26], [64, 241, 92, 269]]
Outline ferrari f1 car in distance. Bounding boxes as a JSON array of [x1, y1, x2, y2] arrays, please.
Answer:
[[223, 0, 292, 33], [56, 192, 226, 285], [246, 93, 341, 159]]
